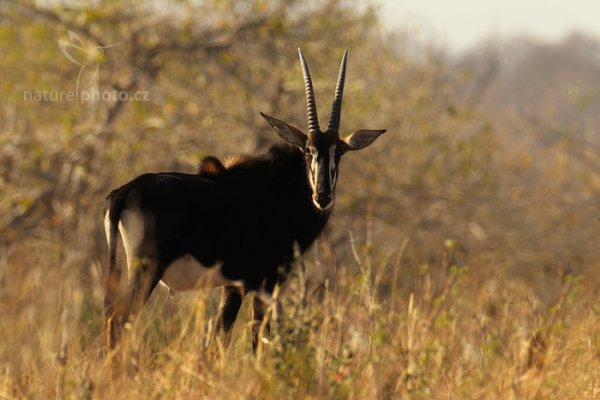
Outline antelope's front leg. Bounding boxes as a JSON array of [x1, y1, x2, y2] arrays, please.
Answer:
[[215, 286, 244, 348], [252, 295, 270, 353]]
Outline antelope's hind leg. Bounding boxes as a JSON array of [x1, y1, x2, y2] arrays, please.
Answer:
[[107, 256, 162, 349], [106, 208, 161, 349]]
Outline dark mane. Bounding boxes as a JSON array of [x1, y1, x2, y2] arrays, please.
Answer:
[[198, 156, 226, 176]]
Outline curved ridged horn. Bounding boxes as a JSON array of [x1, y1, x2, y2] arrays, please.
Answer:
[[327, 49, 348, 133], [298, 48, 320, 133]]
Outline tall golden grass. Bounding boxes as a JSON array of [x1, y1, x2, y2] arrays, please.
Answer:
[[1, 229, 599, 399]]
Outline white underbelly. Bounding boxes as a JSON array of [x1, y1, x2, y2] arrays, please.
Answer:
[[160, 255, 241, 294]]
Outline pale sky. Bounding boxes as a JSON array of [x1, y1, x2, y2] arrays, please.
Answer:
[[378, 0, 600, 53]]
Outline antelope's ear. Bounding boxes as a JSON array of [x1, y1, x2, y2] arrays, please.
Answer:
[[340, 129, 386, 152], [260, 112, 307, 148]]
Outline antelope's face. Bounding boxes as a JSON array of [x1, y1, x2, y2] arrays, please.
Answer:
[[260, 48, 385, 211], [304, 131, 342, 210]]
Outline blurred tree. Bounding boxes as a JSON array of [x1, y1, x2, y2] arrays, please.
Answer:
[[1, 0, 600, 303]]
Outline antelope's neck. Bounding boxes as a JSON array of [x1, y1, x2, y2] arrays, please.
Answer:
[[270, 144, 332, 248]]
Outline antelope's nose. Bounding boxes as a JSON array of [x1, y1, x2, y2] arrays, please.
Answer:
[[314, 193, 333, 209]]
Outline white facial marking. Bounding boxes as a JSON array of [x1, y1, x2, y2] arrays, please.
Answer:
[[329, 145, 337, 189], [311, 197, 322, 209], [309, 153, 319, 209], [308, 146, 318, 191], [160, 255, 242, 293]]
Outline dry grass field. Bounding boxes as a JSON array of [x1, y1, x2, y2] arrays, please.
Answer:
[[1, 1, 600, 398], [3, 235, 600, 399]]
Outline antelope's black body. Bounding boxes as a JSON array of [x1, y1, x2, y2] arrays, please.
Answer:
[[105, 144, 329, 293]]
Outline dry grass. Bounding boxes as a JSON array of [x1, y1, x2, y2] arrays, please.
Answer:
[[1, 231, 599, 399]]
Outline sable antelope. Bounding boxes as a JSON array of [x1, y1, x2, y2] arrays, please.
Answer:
[[103, 49, 385, 351]]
